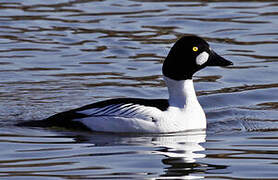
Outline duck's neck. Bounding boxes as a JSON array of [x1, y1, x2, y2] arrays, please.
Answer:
[[164, 76, 199, 109]]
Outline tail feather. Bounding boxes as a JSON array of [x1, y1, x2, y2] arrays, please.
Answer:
[[17, 110, 91, 131]]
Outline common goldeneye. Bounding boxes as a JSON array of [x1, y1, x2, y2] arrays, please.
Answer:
[[19, 35, 233, 133]]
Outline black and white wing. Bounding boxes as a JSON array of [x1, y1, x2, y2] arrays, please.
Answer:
[[73, 98, 169, 132], [18, 98, 169, 132]]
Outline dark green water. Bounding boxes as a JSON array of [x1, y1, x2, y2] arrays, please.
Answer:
[[0, 0, 277, 179]]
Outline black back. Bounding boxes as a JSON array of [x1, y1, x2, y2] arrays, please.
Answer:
[[18, 98, 169, 130]]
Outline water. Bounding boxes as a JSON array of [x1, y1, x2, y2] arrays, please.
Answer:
[[0, 0, 277, 179]]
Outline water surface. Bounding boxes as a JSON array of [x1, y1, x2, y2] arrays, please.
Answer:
[[0, 0, 277, 179]]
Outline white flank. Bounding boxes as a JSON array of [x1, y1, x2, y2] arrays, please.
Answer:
[[76, 103, 162, 133], [74, 77, 206, 133]]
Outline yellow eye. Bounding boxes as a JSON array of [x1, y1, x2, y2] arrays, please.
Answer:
[[193, 46, 198, 52]]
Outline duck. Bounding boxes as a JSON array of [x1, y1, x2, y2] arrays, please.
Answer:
[[18, 35, 233, 133]]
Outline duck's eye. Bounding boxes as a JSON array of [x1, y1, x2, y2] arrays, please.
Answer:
[[192, 46, 198, 52]]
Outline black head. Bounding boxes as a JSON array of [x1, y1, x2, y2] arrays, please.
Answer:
[[162, 35, 233, 80]]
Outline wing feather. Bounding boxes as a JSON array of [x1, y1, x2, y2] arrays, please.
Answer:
[[77, 103, 154, 120], [18, 98, 169, 131]]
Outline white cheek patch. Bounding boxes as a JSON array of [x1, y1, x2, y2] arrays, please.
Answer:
[[196, 51, 209, 65]]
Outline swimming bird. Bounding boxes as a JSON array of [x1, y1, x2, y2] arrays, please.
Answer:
[[19, 35, 233, 133]]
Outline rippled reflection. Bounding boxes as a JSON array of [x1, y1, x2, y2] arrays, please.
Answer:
[[152, 132, 207, 179], [0, 128, 208, 179]]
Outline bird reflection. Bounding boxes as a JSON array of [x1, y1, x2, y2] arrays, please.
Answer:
[[70, 130, 208, 179], [151, 131, 206, 179], [15, 127, 229, 179]]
